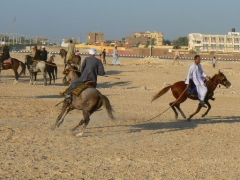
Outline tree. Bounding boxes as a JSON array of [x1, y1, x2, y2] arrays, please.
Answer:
[[163, 39, 171, 45], [172, 37, 188, 48]]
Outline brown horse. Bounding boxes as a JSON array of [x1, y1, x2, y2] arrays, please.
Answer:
[[52, 68, 115, 136], [0, 58, 26, 84], [59, 49, 81, 70], [152, 71, 231, 121]]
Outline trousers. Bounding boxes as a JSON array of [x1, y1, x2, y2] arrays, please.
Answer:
[[196, 84, 207, 101]]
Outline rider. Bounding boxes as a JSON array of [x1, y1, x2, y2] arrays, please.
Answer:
[[185, 55, 210, 108], [32, 46, 42, 71], [65, 48, 105, 102], [0, 41, 10, 69], [66, 39, 76, 62]]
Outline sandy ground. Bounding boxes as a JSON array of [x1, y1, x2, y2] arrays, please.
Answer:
[[0, 53, 240, 179]]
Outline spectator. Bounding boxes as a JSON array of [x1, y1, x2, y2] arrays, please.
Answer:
[[112, 45, 120, 65], [102, 49, 106, 65]]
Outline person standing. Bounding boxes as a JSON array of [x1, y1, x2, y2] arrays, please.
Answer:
[[212, 56, 216, 68], [41, 46, 48, 62], [65, 48, 105, 102], [102, 49, 106, 65], [172, 48, 180, 65], [66, 39, 76, 61], [185, 55, 210, 108], [0, 41, 10, 69], [112, 45, 120, 65]]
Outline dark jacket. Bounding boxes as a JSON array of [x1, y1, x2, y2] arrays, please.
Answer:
[[0, 45, 10, 62], [41, 49, 48, 61], [68, 56, 105, 94], [33, 49, 41, 60]]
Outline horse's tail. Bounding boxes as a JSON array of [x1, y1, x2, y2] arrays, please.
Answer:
[[100, 94, 115, 121], [151, 85, 172, 102], [19, 61, 26, 76]]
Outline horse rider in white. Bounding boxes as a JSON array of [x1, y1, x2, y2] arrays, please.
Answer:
[[185, 55, 210, 108]]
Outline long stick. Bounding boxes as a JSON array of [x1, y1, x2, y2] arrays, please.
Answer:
[[143, 84, 189, 122]]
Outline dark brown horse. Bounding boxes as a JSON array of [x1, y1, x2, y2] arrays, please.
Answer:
[[59, 49, 81, 70], [52, 68, 115, 137], [152, 71, 231, 121], [0, 58, 26, 84]]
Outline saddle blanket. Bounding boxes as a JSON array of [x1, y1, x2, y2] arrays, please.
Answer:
[[72, 84, 93, 96], [3, 58, 12, 64]]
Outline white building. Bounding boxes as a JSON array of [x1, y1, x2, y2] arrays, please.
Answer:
[[188, 31, 240, 53]]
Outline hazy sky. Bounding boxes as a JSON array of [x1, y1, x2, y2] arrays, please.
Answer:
[[1, 0, 239, 42]]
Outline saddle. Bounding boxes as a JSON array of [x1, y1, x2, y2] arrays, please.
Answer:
[[3, 58, 13, 65], [59, 81, 97, 97]]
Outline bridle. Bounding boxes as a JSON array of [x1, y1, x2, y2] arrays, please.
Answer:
[[209, 74, 227, 88]]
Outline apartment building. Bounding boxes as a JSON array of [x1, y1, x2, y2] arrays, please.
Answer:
[[86, 32, 104, 44], [189, 30, 240, 53], [133, 31, 163, 46]]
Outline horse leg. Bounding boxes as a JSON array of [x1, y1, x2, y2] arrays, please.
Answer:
[[52, 102, 70, 130], [48, 71, 52, 85], [13, 68, 19, 84], [43, 72, 47, 86], [175, 104, 186, 119], [57, 107, 73, 128], [170, 102, 178, 119], [33, 72, 37, 85], [202, 100, 211, 117], [74, 110, 91, 137], [187, 105, 202, 121]]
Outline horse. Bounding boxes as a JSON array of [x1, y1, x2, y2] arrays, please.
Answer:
[[152, 71, 231, 121], [25, 55, 47, 85], [62, 66, 81, 85], [52, 68, 115, 137], [0, 58, 26, 84], [59, 49, 81, 70]]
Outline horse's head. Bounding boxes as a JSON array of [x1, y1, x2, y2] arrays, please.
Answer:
[[59, 49, 66, 58], [214, 70, 231, 88], [62, 66, 81, 84]]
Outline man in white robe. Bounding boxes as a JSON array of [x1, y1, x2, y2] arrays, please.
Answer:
[[185, 55, 209, 108]]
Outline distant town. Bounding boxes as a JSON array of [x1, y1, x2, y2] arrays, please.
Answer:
[[1, 28, 240, 59]]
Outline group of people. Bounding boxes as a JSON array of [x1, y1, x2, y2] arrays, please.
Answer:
[[98, 45, 120, 66], [0, 39, 210, 108], [32, 46, 48, 62]]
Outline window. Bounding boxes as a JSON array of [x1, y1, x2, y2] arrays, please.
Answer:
[[203, 44, 208, 51], [234, 38, 239, 44], [211, 37, 216, 43], [219, 37, 224, 44], [203, 37, 209, 43], [219, 44, 224, 51], [226, 38, 232, 43], [211, 44, 216, 51], [234, 45, 239, 51]]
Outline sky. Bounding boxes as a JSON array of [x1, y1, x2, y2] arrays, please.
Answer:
[[1, 0, 240, 42]]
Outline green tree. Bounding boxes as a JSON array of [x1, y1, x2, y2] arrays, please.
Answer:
[[163, 39, 171, 45], [172, 37, 188, 48]]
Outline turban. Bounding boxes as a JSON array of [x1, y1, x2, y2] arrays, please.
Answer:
[[88, 48, 97, 55], [1, 41, 6, 45]]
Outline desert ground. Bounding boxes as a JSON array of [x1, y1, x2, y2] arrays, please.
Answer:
[[0, 52, 240, 179]]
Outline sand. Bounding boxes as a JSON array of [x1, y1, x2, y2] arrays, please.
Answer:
[[0, 53, 240, 179]]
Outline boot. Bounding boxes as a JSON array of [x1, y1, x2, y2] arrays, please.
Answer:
[[199, 101, 207, 108]]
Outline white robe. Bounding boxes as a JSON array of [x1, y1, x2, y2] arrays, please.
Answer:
[[185, 63, 207, 101]]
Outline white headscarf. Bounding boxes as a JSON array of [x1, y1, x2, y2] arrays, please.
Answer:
[[88, 48, 97, 55], [1, 41, 6, 45]]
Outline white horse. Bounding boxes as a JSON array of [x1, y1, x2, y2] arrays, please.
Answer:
[[25, 55, 47, 85]]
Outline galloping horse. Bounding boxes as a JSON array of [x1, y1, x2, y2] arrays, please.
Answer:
[[152, 71, 231, 121], [25, 55, 47, 85], [0, 58, 26, 84], [59, 49, 81, 70], [52, 68, 115, 137]]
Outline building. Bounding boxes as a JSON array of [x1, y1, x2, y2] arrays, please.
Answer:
[[33, 37, 49, 45], [86, 32, 104, 44], [189, 29, 240, 53], [126, 36, 148, 46], [133, 31, 164, 46]]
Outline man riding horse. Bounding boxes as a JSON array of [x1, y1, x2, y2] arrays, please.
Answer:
[[64, 48, 105, 103], [185, 55, 210, 108], [0, 41, 10, 69]]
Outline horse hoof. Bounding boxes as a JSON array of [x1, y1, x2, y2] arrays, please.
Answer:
[[76, 132, 83, 137], [202, 114, 206, 118], [187, 118, 191, 122]]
